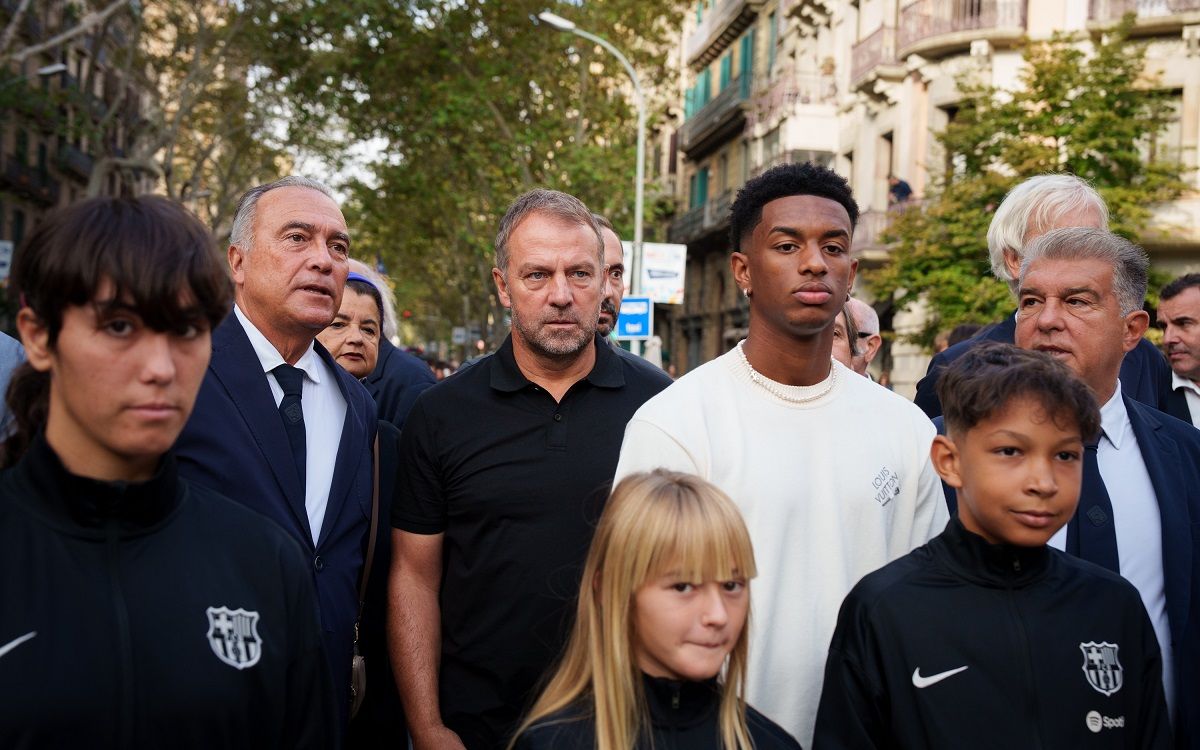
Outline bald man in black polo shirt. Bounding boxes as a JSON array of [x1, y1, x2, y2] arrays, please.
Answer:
[[389, 189, 671, 750]]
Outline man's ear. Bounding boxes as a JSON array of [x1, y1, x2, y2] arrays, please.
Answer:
[[731, 252, 750, 294], [228, 244, 247, 287], [1121, 309, 1150, 353], [16, 308, 53, 373], [930, 434, 964, 489], [492, 267, 512, 308]]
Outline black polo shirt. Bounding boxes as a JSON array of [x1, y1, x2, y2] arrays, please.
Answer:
[[393, 334, 671, 749]]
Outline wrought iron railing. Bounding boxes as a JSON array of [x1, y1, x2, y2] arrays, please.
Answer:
[[851, 26, 898, 87], [898, 0, 1026, 54]]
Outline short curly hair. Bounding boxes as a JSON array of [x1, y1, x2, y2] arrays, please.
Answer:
[[938, 342, 1100, 441], [729, 162, 859, 253]]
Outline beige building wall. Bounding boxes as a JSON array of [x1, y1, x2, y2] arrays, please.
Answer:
[[665, 0, 1200, 397]]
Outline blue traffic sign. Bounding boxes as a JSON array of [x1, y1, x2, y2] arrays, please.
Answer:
[[615, 296, 653, 340]]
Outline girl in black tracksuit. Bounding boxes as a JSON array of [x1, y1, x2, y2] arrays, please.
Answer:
[[0, 196, 336, 748]]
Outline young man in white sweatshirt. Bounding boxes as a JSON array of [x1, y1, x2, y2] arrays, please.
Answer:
[[613, 162, 947, 748]]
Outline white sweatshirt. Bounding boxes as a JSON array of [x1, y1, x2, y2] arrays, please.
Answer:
[[614, 348, 948, 748]]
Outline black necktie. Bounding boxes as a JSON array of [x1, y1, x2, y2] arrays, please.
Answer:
[[1066, 437, 1119, 573], [272, 364, 306, 488]]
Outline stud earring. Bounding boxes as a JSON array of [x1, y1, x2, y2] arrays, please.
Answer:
[[742, 288, 751, 299]]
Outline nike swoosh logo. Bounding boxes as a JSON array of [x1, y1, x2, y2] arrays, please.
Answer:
[[912, 665, 968, 688], [0, 631, 36, 659]]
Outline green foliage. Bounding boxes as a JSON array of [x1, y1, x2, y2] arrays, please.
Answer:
[[252, 0, 688, 344], [870, 17, 1187, 349]]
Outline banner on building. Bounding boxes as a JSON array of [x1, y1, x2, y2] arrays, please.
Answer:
[[625, 241, 687, 305]]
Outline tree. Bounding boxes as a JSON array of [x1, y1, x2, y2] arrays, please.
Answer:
[[870, 18, 1187, 349], [1, 1, 303, 236], [252, 0, 688, 346]]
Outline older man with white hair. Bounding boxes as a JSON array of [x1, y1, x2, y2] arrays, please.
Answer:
[[846, 297, 882, 377], [914, 174, 1172, 418]]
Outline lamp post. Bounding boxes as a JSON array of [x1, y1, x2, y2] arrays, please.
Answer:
[[536, 10, 646, 353], [0, 63, 68, 93]]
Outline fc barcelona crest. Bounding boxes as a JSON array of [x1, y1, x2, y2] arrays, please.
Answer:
[[206, 606, 263, 670], [1080, 641, 1123, 696]]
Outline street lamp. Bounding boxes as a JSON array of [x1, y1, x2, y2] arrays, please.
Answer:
[[536, 10, 647, 348], [0, 62, 68, 93]]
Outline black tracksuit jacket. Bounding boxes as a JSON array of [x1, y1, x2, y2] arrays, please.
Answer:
[[813, 518, 1171, 749], [513, 674, 802, 749], [0, 435, 336, 748]]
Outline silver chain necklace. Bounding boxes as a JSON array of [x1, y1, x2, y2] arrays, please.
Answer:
[[735, 339, 837, 404]]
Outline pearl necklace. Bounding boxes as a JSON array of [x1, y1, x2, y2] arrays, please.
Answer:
[[735, 339, 837, 404]]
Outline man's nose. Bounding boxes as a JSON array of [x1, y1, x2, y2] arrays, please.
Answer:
[[548, 273, 573, 306], [797, 243, 829, 275]]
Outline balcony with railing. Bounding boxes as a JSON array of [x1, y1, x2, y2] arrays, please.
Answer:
[[853, 200, 924, 262], [59, 144, 94, 181], [679, 73, 752, 158], [851, 26, 906, 93], [686, 0, 765, 68], [669, 190, 735, 245], [897, 0, 1027, 59], [0, 157, 60, 206], [1090, 0, 1200, 27]]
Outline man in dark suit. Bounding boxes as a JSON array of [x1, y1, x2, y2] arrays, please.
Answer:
[[915, 174, 1171, 417], [175, 176, 376, 730], [1012, 227, 1200, 748], [1159, 273, 1200, 428]]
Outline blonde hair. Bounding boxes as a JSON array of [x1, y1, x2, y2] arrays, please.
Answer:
[[512, 470, 758, 750]]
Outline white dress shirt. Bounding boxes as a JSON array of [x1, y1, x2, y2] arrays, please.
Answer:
[[234, 306, 347, 545], [1048, 381, 1174, 717], [1171, 371, 1200, 428]]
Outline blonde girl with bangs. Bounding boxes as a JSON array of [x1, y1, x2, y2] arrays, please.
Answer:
[[511, 470, 802, 750]]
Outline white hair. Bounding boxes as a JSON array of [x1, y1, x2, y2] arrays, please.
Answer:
[[229, 176, 338, 250], [987, 174, 1109, 290], [347, 258, 399, 341], [846, 297, 879, 335]]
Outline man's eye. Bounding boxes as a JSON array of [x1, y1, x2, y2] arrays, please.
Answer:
[[363, 327, 377, 338], [722, 580, 746, 593], [995, 447, 1019, 457], [527, 272, 547, 281], [288, 233, 306, 242], [1057, 450, 1081, 462], [824, 244, 846, 254], [671, 582, 694, 593], [609, 268, 623, 279]]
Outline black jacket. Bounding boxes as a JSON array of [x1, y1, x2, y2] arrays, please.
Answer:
[[0, 435, 336, 749], [514, 674, 802, 749], [364, 338, 436, 430], [813, 518, 1171, 749]]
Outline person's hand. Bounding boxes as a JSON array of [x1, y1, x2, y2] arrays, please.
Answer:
[[411, 724, 467, 750]]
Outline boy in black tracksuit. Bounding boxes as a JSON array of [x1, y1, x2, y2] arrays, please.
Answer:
[[813, 343, 1171, 749]]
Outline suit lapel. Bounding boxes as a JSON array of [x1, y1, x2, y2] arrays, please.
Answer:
[[1125, 396, 1192, 646], [210, 315, 313, 542], [313, 341, 371, 548]]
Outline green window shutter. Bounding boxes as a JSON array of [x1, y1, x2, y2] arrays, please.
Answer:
[[697, 167, 709, 207], [720, 53, 732, 90], [740, 30, 755, 96], [768, 13, 778, 71]]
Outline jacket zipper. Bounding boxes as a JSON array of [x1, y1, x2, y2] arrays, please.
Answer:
[[1006, 555, 1044, 750], [107, 525, 135, 747]]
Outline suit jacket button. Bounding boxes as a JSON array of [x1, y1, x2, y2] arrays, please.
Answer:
[[314, 555, 325, 572]]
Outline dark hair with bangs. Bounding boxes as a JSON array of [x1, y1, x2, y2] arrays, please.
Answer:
[[937, 342, 1100, 441], [4, 196, 232, 466], [729, 162, 859, 253]]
